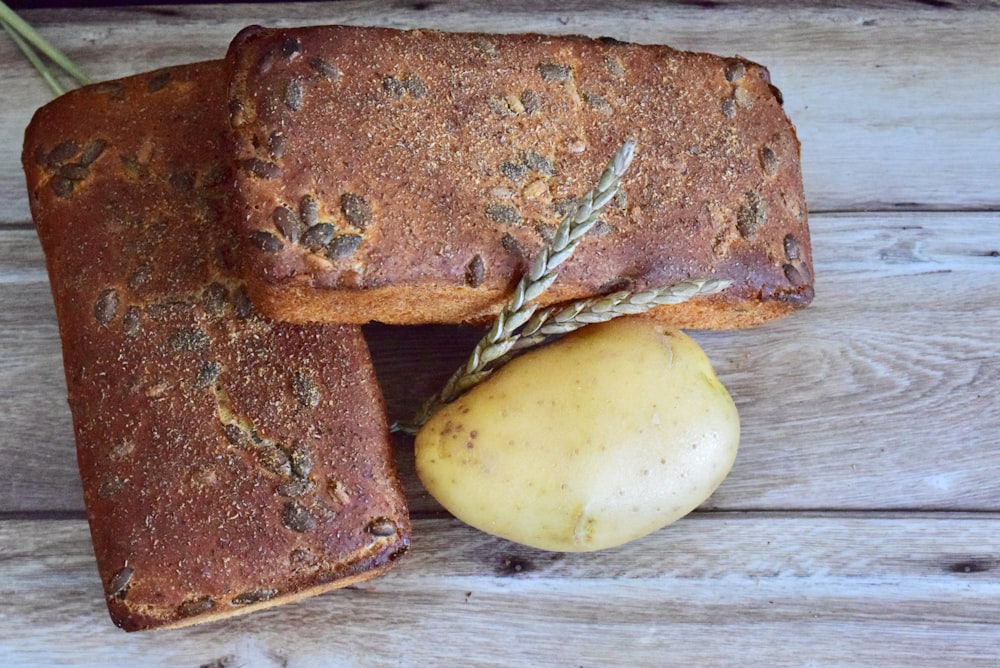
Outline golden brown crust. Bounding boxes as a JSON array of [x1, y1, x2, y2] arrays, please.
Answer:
[[226, 25, 813, 327], [23, 61, 409, 632]]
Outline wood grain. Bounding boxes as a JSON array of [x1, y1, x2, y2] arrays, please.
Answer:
[[1, 515, 998, 666], [3, 212, 998, 514], [3, 3, 1000, 664], [2, 1, 1000, 224]]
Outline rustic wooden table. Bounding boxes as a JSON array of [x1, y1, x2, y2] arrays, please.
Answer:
[[1, 2, 998, 666]]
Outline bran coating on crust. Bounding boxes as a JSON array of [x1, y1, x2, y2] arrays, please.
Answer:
[[23, 61, 409, 632], [227, 25, 813, 327]]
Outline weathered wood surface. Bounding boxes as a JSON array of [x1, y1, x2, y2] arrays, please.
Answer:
[[1, 1, 999, 666], [2, 515, 1000, 666], [2, 2, 1000, 222], [4, 213, 998, 515]]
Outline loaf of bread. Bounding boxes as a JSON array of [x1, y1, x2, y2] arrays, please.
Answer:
[[226, 25, 813, 328], [23, 61, 409, 631]]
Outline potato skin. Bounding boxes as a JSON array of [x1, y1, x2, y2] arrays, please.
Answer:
[[415, 317, 740, 552]]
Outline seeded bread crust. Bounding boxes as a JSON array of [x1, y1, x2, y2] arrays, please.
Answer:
[[226, 25, 813, 327], [23, 61, 409, 632]]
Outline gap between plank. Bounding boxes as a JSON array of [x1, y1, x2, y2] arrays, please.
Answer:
[[4, 508, 1000, 523]]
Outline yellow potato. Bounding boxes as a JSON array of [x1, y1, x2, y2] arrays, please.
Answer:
[[415, 317, 740, 552]]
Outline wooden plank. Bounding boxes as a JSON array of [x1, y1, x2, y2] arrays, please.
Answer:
[[3, 211, 999, 514], [2, 2, 1000, 224], [1, 515, 998, 666], [0, 229, 81, 513]]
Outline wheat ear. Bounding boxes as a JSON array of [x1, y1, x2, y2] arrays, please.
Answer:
[[407, 140, 636, 428]]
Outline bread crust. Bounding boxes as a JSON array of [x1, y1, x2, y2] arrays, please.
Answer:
[[227, 25, 813, 327], [23, 61, 409, 631]]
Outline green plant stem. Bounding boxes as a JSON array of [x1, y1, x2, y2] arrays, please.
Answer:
[[0, 0, 90, 87], [2, 19, 64, 96]]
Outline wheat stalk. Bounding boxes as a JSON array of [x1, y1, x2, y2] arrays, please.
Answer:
[[406, 140, 636, 429], [0, 0, 90, 95], [401, 275, 732, 434], [505, 277, 732, 354], [2, 19, 64, 95]]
